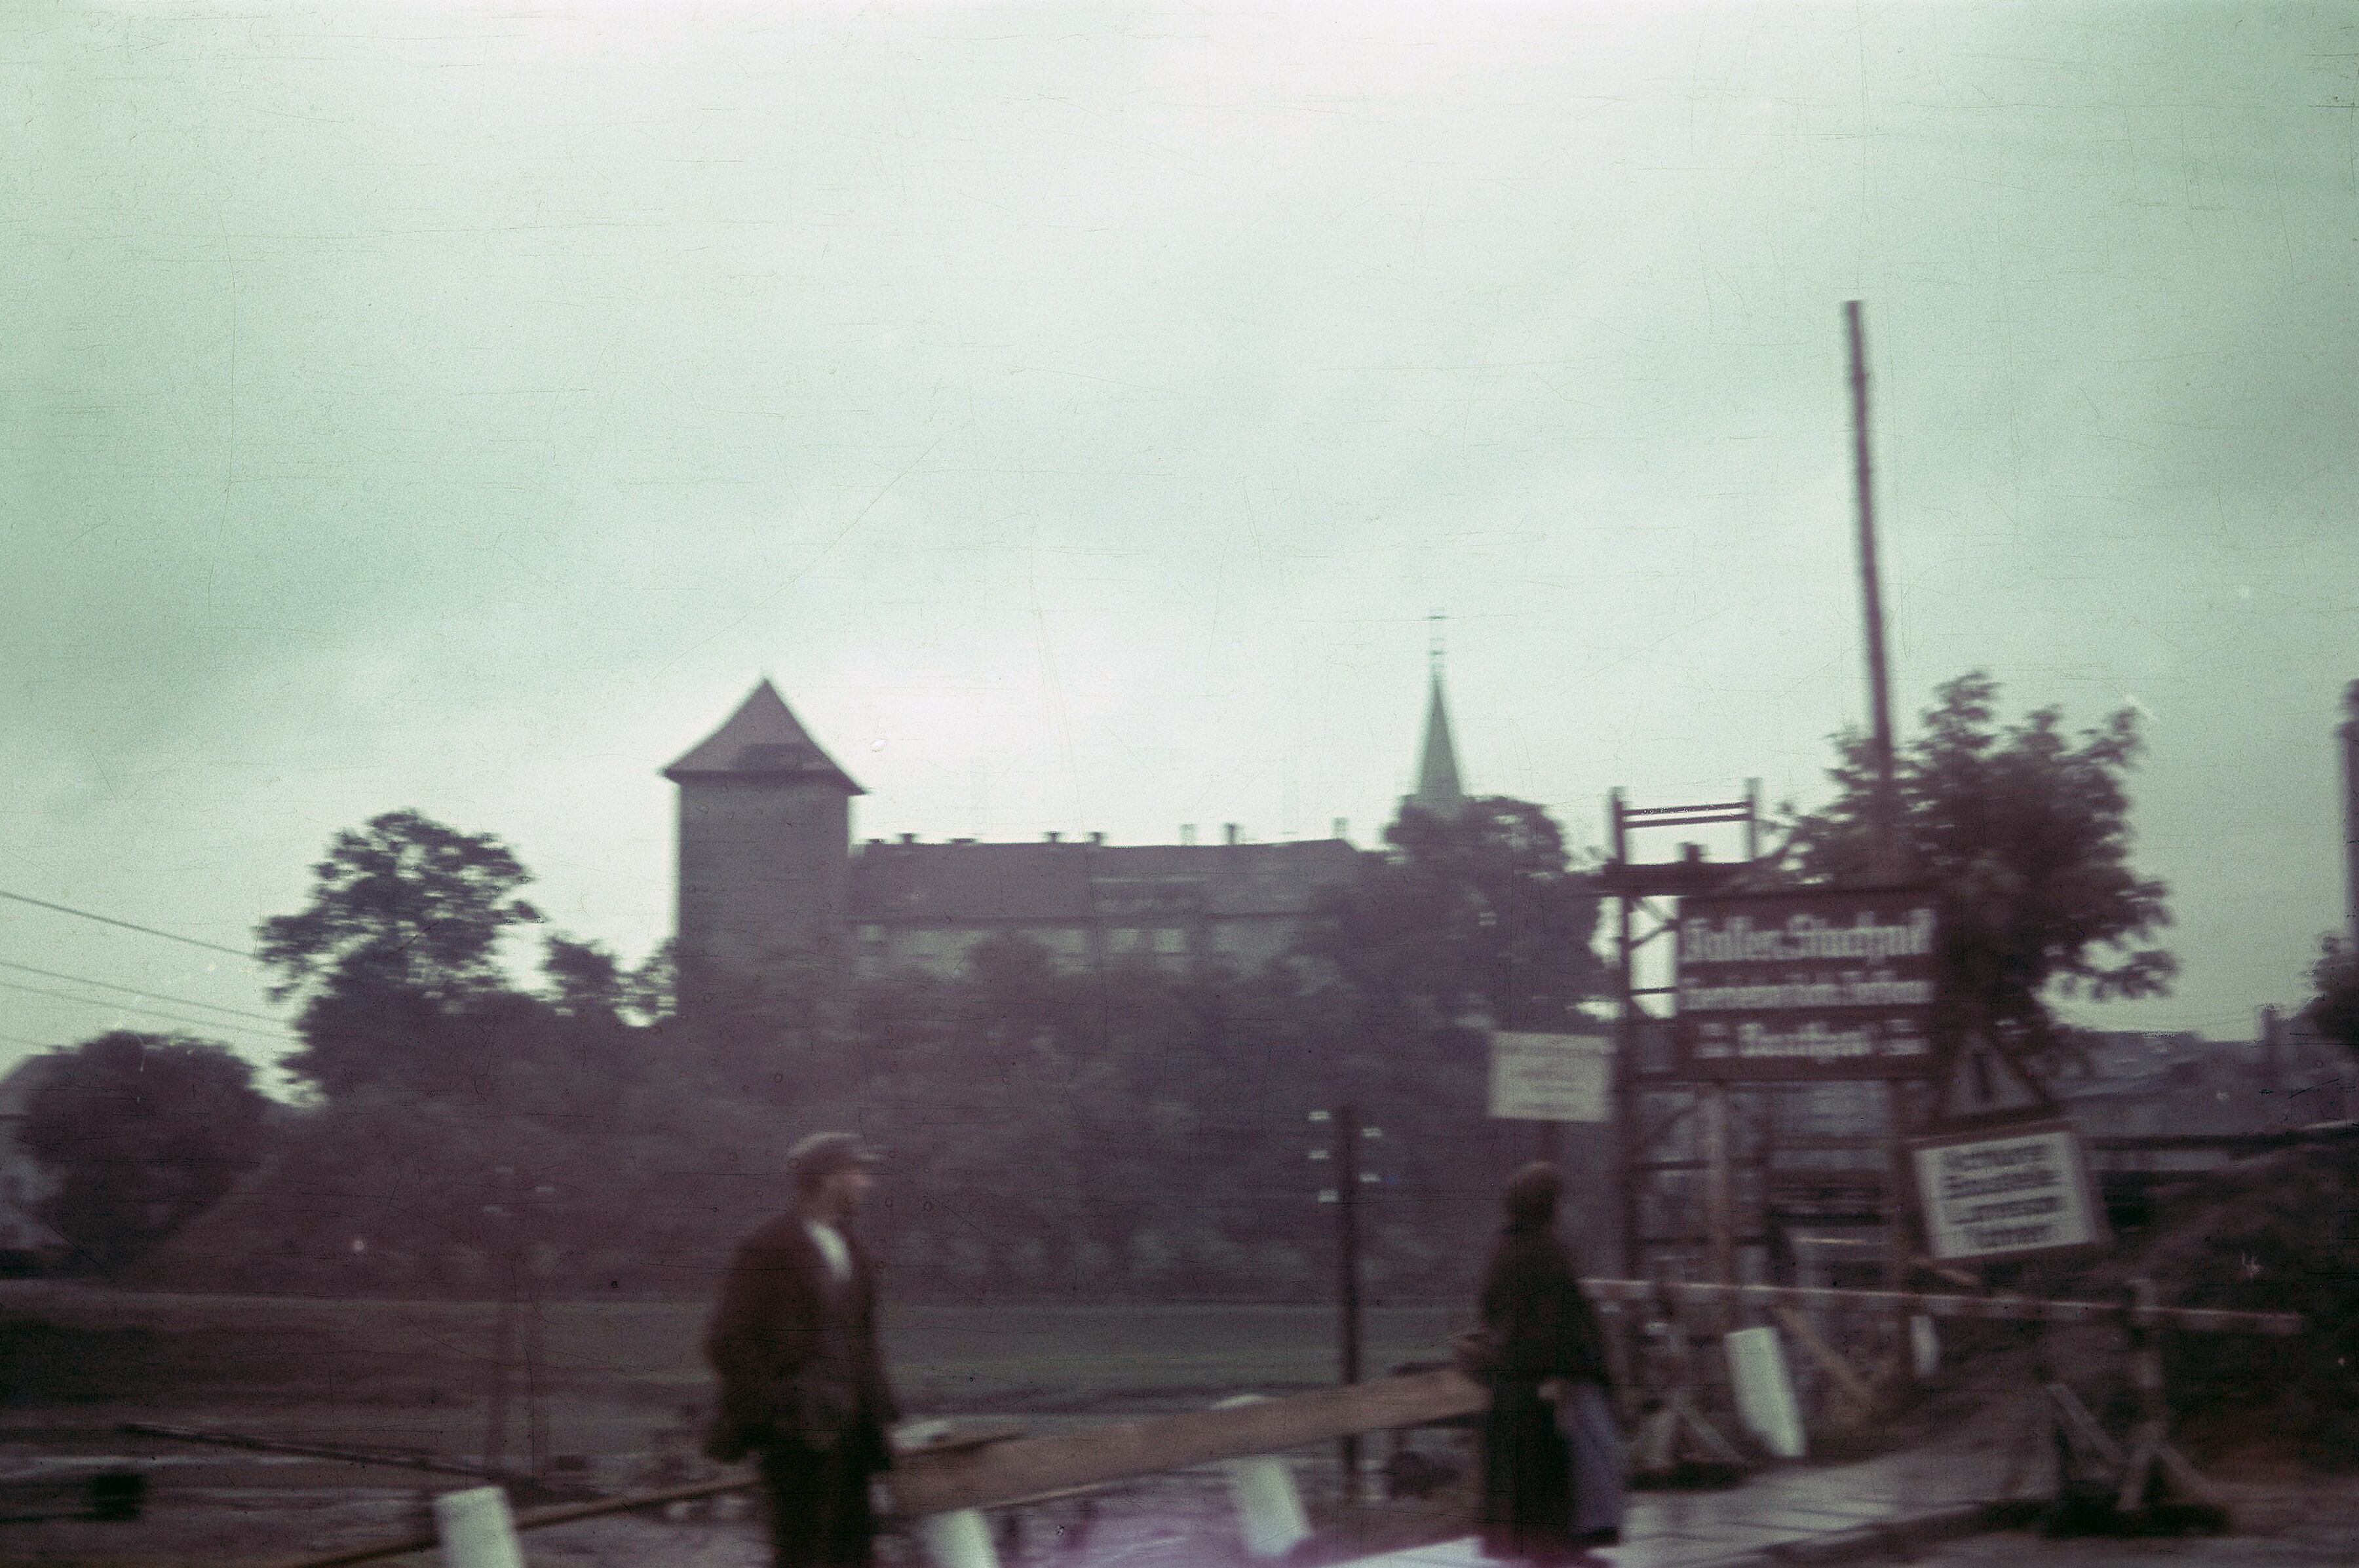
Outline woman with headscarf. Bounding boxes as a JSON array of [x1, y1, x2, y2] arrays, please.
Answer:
[[1461, 1161, 1624, 1564]]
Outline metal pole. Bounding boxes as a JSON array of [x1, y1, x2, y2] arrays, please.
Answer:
[[1846, 300, 1902, 888], [1610, 792, 1640, 1280], [1703, 1082, 1734, 1335], [482, 1168, 518, 1474], [1885, 1078, 1915, 1390], [1335, 1101, 1363, 1502]]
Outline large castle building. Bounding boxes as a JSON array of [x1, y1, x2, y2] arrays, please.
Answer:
[[665, 668, 1471, 1012]]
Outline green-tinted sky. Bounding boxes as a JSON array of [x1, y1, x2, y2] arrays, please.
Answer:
[[4, 0, 2354, 1076]]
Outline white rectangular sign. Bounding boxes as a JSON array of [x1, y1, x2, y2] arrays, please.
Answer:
[[1488, 1032, 1613, 1122], [1911, 1122, 2108, 1263]]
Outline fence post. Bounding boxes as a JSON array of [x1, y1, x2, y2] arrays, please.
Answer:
[[432, 1487, 525, 1568]]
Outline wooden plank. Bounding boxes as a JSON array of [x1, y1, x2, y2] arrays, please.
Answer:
[[2155, 1441, 2223, 1508], [1769, 1306, 1879, 1413], [2045, 1383, 2124, 1469], [886, 1369, 1487, 1517], [1577, 1278, 2303, 1335], [123, 1420, 524, 1487], [2114, 1423, 2162, 1514]]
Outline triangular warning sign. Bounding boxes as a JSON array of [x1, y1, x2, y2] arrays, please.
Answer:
[[1932, 1032, 2058, 1126]]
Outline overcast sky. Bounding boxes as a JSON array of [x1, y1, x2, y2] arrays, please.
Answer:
[[5, 0, 2355, 1081]]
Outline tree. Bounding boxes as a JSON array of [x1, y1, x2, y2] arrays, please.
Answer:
[[1780, 671, 2176, 1066], [257, 811, 543, 1100], [2306, 935, 2359, 1057], [1301, 795, 1605, 1031], [258, 809, 541, 1007], [21, 1032, 270, 1275], [624, 939, 677, 1025], [543, 932, 626, 1018]]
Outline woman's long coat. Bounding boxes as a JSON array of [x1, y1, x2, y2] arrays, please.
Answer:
[[1470, 1220, 1614, 1562]]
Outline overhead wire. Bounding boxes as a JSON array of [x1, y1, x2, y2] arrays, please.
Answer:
[[0, 959, 284, 1025], [0, 889, 256, 959], [0, 977, 296, 1044]]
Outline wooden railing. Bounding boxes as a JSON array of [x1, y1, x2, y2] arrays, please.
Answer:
[[256, 1278, 2306, 1568], [256, 1368, 1486, 1568]]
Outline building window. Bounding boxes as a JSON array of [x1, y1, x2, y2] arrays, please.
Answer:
[[1152, 928, 1187, 955]]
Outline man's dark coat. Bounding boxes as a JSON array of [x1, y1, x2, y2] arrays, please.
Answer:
[[705, 1211, 898, 1568], [1468, 1218, 1615, 1561]]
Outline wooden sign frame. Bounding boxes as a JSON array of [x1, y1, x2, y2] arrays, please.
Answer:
[[1906, 1117, 2111, 1266], [1672, 885, 1942, 1080]]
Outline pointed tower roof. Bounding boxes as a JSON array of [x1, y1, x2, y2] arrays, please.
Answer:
[[663, 679, 864, 792], [1408, 665, 1467, 816]]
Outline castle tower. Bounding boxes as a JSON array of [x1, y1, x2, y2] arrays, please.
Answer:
[[664, 679, 862, 1020]]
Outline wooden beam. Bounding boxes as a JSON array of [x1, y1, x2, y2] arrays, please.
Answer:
[[1577, 1278, 2303, 1335], [1769, 1306, 1879, 1413], [886, 1369, 1486, 1517], [2044, 1383, 2124, 1469]]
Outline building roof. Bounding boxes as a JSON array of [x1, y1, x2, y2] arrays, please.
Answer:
[[1406, 667, 1467, 816], [848, 837, 1365, 926], [663, 679, 864, 792]]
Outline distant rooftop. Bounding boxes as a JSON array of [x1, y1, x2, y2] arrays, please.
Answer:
[[663, 679, 864, 793], [849, 836, 1364, 925]]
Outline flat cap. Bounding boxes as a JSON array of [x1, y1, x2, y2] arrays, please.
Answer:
[[789, 1131, 883, 1181]]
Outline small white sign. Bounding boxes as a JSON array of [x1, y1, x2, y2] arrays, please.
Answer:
[[1487, 1032, 1613, 1122], [1912, 1122, 2107, 1263]]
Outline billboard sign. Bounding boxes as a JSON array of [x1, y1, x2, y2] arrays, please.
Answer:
[[1674, 887, 1940, 1079], [1488, 1031, 1613, 1122], [1909, 1120, 2109, 1263]]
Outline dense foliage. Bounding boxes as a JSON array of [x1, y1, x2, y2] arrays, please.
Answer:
[[2306, 935, 2359, 1060], [1780, 671, 2175, 1069], [20, 1032, 271, 1275], [126, 801, 1609, 1303]]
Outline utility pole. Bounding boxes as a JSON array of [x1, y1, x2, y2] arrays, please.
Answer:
[[482, 1167, 550, 1482], [1847, 299, 1902, 888], [2341, 681, 2359, 951], [1334, 1102, 1364, 1503], [1848, 299, 1915, 1386]]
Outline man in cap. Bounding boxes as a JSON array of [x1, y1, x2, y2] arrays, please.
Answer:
[[706, 1132, 900, 1568]]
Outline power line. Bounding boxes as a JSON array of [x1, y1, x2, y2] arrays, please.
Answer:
[[0, 978, 294, 1043], [0, 889, 255, 959], [0, 959, 284, 1025]]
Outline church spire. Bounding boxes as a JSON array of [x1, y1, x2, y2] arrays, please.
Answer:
[[1405, 617, 1467, 818]]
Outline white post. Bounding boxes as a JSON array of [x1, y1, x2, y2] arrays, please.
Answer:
[[434, 1487, 526, 1568], [917, 1509, 1000, 1568], [1909, 1314, 1940, 1380], [1213, 1396, 1313, 1558], [1723, 1328, 1805, 1460]]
